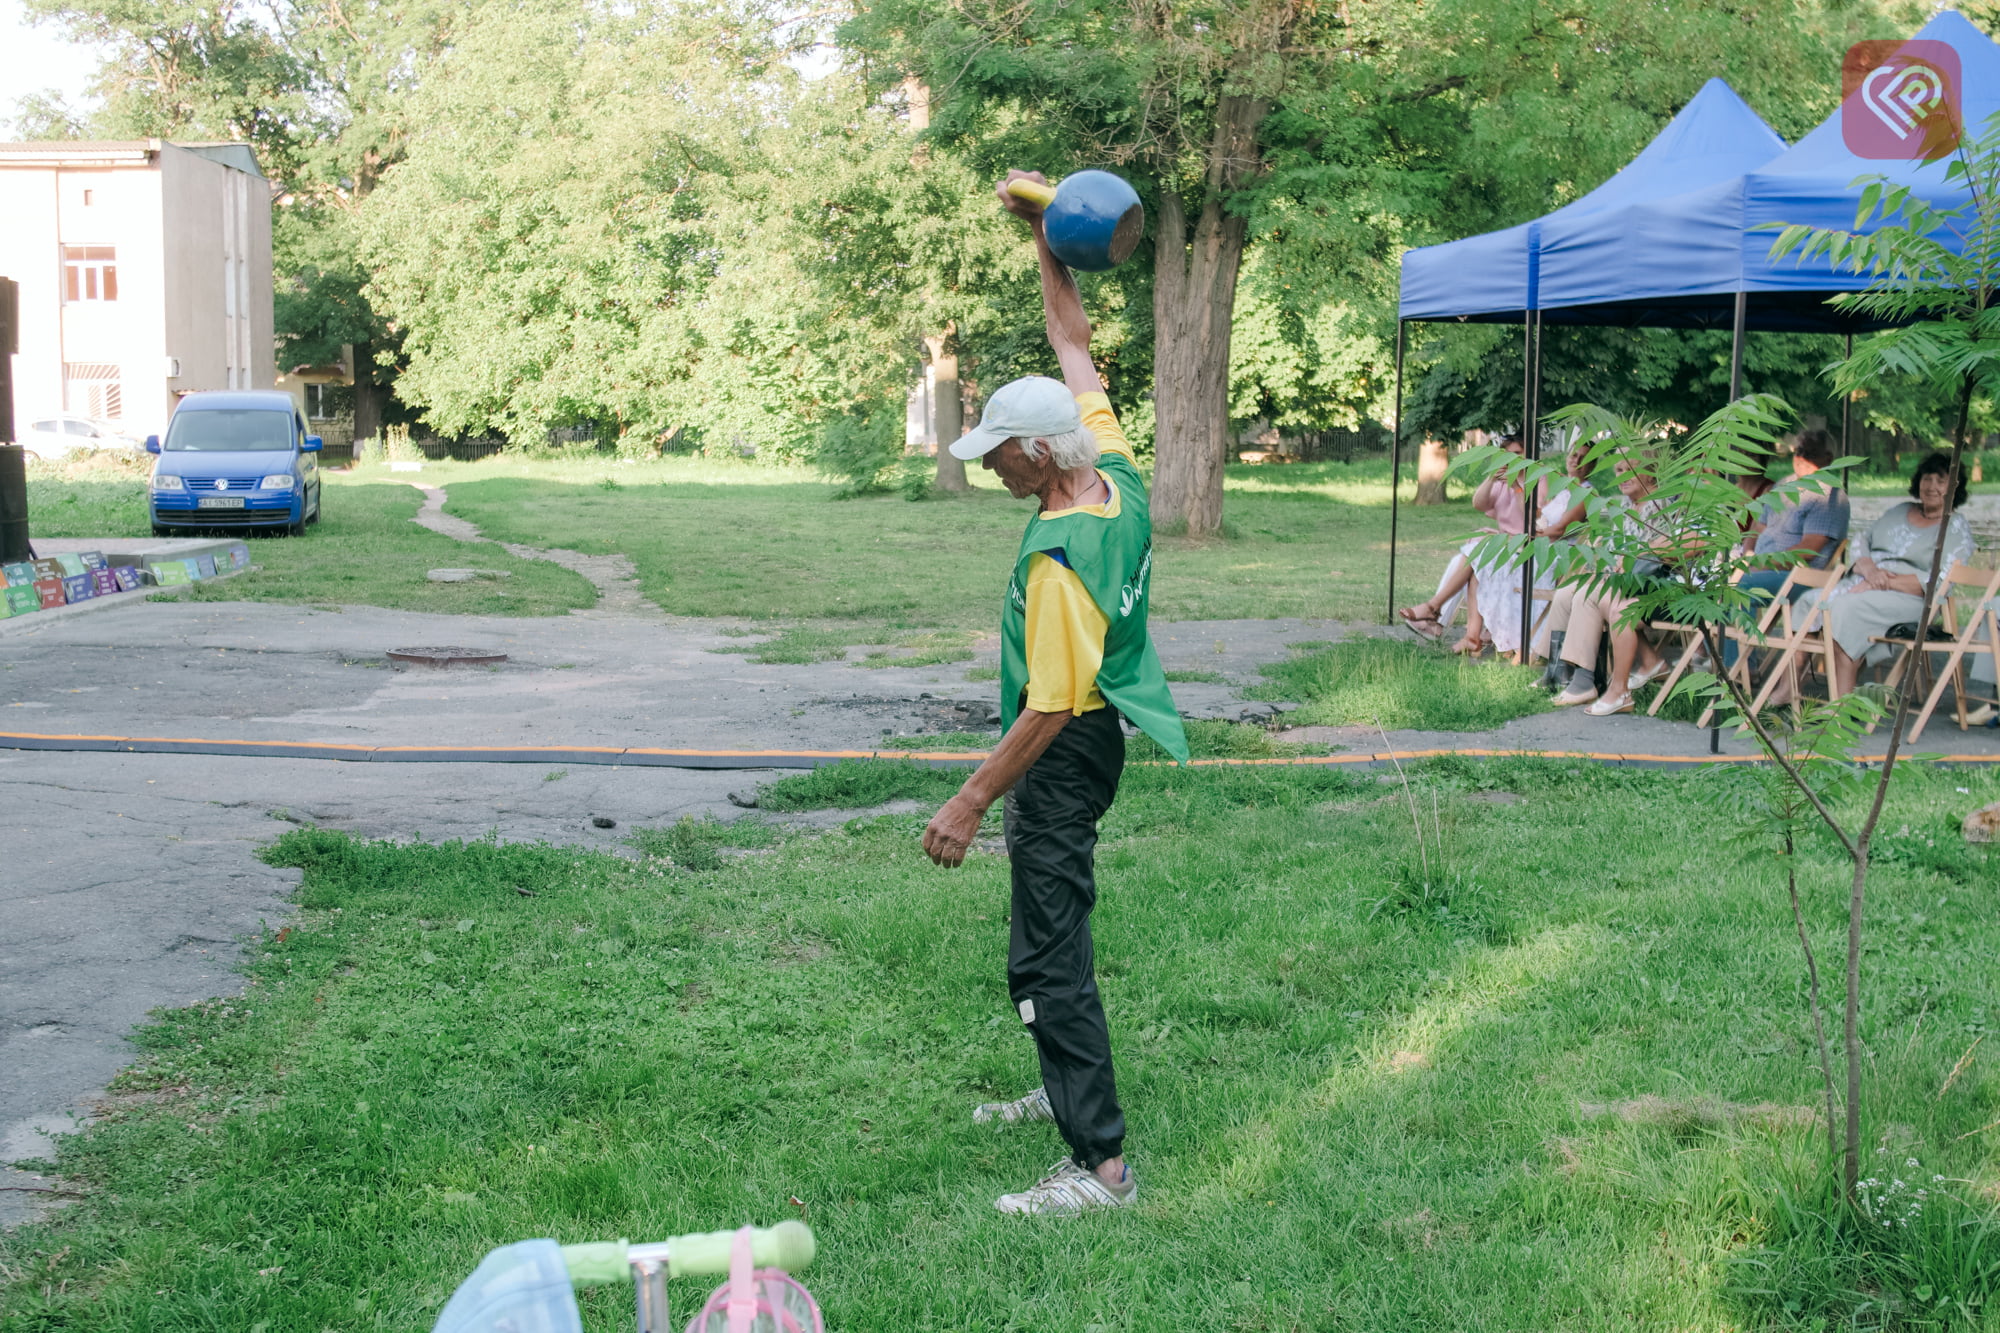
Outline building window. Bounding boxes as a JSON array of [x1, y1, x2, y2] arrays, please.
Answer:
[[64, 362, 123, 420], [62, 245, 117, 302], [304, 383, 352, 421]]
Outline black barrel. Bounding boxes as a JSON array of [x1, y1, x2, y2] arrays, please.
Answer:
[[0, 445, 25, 563], [0, 277, 21, 563]]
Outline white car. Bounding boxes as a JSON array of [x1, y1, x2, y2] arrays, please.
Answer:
[[21, 414, 147, 460]]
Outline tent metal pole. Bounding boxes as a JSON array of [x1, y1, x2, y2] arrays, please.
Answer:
[[1707, 290, 1749, 758], [1519, 310, 1540, 658], [1388, 319, 1406, 625], [1728, 291, 1747, 399], [1841, 331, 1854, 461]]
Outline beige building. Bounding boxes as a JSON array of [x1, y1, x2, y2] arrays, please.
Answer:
[[0, 140, 274, 441]]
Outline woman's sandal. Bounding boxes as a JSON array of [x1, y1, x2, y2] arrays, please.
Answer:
[[1397, 606, 1444, 641], [1449, 634, 1488, 656]]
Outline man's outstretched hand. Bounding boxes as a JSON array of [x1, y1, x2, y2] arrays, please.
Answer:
[[996, 170, 1049, 223], [923, 793, 988, 868]]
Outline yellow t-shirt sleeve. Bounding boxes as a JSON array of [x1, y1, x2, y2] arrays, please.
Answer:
[[1075, 392, 1135, 465], [1024, 552, 1108, 715]]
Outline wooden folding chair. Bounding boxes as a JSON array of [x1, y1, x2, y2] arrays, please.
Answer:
[[1645, 615, 1709, 717], [1742, 565, 1849, 716], [1869, 563, 2000, 741], [1691, 563, 1834, 726]]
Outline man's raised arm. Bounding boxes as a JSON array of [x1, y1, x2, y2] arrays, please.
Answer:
[[997, 170, 1101, 400]]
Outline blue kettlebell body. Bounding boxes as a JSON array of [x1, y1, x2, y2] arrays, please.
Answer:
[[1041, 170, 1145, 272]]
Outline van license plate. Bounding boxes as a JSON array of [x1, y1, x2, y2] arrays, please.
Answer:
[[197, 497, 245, 509]]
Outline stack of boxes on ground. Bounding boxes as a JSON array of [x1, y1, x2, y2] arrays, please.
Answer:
[[0, 544, 250, 619]]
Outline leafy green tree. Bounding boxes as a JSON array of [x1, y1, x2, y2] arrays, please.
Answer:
[[360, 1, 933, 451], [4, 90, 91, 139], [1407, 324, 1857, 444], [845, 0, 1885, 533]]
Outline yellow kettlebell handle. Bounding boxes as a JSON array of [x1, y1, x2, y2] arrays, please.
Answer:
[[1005, 178, 1059, 209]]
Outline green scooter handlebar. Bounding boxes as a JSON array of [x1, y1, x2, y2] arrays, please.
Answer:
[[561, 1220, 815, 1286]]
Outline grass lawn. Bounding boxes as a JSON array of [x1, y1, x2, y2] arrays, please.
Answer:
[[21, 449, 1993, 641], [6, 759, 1997, 1331], [23, 463, 597, 618], [419, 455, 1468, 629]]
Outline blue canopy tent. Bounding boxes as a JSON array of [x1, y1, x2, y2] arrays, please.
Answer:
[[1389, 77, 1787, 631], [1399, 79, 1787, 323], [1388, 11, 1998, 640], [1535, 9, 2000, 332]]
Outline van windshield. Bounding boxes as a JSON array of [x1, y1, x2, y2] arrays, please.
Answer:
[[165, 410, 294, 452]]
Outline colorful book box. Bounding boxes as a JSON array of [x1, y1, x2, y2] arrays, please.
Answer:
[[34, 577, 66, 609]]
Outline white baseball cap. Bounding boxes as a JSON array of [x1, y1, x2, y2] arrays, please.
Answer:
[[948, 375, 1081, 460]]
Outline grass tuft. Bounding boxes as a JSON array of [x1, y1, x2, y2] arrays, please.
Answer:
[[756, 759, 964, 811], [1249, 636, 1551, 731], [1130, 718, 1331, 761], [710, 626, 855, 664], [629, 814, 777, 870], [878, 731, 996, 751]]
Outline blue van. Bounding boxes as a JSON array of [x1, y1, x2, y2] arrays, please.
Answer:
[[148, 391, 323, 536]]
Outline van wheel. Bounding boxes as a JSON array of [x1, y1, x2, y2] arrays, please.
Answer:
[[306, 492, 321, 525], [286, 515, 306, 537]]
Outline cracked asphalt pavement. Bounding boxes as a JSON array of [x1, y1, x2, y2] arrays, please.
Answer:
[[1, 597, 1336, 1224]]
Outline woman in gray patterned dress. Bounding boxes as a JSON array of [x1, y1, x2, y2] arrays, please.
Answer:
[[1774, 453, 1974, 704]]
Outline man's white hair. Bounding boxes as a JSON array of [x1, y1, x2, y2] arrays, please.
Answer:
[[1020, 424, 1100, 471]]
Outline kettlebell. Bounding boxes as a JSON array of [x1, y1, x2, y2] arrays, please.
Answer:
[[1004, 171, 1145, 271]]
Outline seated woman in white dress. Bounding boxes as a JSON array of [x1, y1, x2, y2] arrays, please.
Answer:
[[1397, 433, 1540, 656], [1768, 451, 1974, 706]]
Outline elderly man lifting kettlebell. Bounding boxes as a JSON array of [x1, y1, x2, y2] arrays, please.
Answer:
[[920, 168, 1188, 1217]]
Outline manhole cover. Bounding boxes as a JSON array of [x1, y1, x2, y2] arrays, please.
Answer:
[[387, 645, 509, 669]]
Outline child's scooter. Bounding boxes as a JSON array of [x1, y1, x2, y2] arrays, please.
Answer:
[[434, 1220, 820, 1333]]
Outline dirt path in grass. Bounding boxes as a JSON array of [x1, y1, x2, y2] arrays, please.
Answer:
[[407, 483, 661, 619]]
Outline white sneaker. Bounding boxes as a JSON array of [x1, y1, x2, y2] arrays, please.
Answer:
[[973, 1086, 1056, 1126], [995, 1158, 1136, 1216]]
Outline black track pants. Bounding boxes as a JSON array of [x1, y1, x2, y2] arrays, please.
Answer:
[[1003, 703, 1126, 1170]]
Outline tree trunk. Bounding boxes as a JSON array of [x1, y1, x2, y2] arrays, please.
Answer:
[[925, 331, 967, 491], [1414, 437, 1450, 505], [1150, 93, 1265, 537], [351, 339, 382, 453]]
